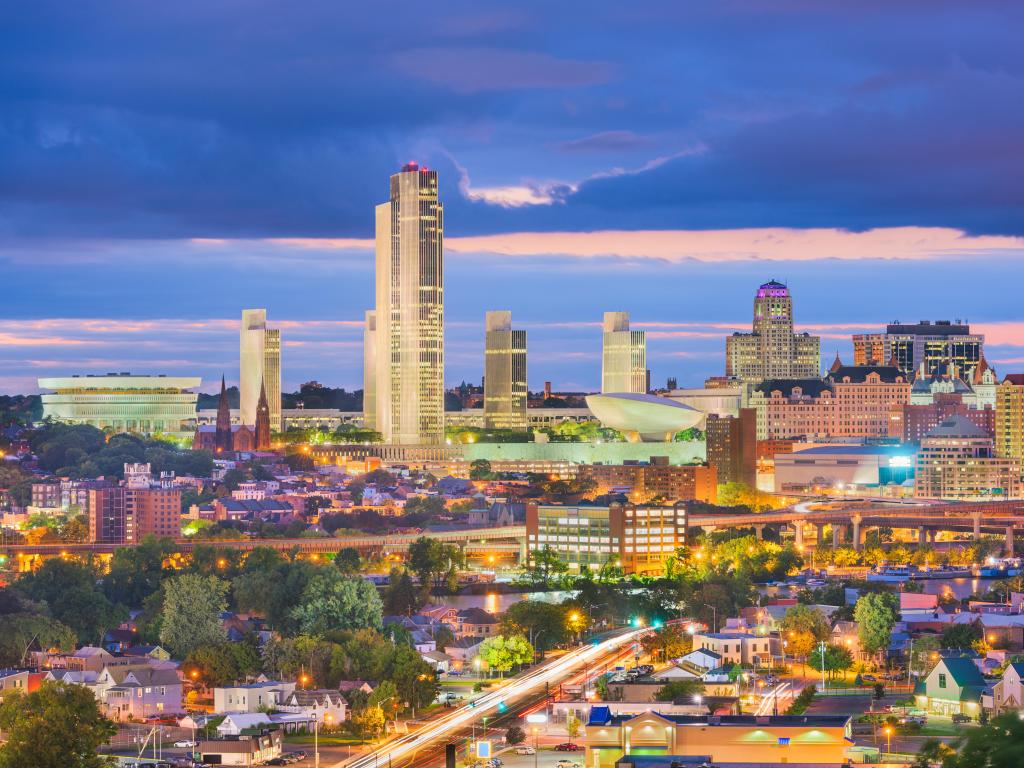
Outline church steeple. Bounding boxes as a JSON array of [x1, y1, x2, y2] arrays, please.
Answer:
[[829, 352, 843, 373], [255, 377, 271, 450], [215, 375, 233, 453]]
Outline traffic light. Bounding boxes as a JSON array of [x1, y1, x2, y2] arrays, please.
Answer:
[[497, 701, 508, 713]]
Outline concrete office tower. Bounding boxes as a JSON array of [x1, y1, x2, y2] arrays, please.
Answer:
[[374, 162, 445, 444], [726, 280, 820, 383], [601, 312, 646, 394], [240, 309, 282, 432], [363, 310, 377, 431], [853, 320, 984, 377], [484, 311, 528, 430]]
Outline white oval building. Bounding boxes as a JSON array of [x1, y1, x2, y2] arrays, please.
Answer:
[[585, 392, 703, 442]]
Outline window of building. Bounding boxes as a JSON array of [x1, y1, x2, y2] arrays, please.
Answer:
[[938, 673, 947, 689]]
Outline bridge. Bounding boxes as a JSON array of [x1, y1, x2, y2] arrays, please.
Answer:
[[689, 499, 1024, 554], [0, 526, 526, 570]]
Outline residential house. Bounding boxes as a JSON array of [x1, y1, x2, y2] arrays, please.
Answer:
[[992, 661, 1024, 713], [123, 645, 172, 662], [446, 637, 485, 672], [47, 664, 183, 722], [36, 645, 128, 674], [421, 651, 453, 674], [0, 669, 43, 703], [198, 727, 283, 766], [337, 680, 375, 697], [456, 608, 499, 638], [214, 681, 296, 714], [678, 649, 722, 674], [278, 689, 348, 725], [831, 621, 862, 659], [690, 633, 776, 667], [914, 656, 988, 717]]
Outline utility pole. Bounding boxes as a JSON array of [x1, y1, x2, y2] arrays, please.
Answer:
[[818, 640, 827, 691]]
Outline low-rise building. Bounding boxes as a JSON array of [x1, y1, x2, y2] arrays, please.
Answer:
[[584, 710, 853, 767], [690, 633, 776, 667], [198, 727, 283, 767], [456, 608, 499, 638], [213, 681, 296, 714], [914, 416, 1021, 499], [914, 656, 988, 717], [578, 459, 717, 504], [526, 502, 688, 576], [773, 445, 914, 494]]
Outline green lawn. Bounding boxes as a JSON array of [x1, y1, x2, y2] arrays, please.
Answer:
[[284, 733, 364, 746]]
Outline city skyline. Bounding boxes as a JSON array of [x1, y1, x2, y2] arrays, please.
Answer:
[[4, 4, 1024, 394]]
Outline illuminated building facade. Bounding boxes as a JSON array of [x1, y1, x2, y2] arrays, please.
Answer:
[[726, 280, 820, 384], [363, 310, 377, 431], [601, 312, 646, 394], [483, 311, 527, 430], [374, 163, 445, 445], [578, 458, 717, 503], [996, 374, 1024, 463], [853, 320, 984, 377], [525, 502, 687, 575], [87, 464, 181, 544], [706, 408, 757, 486], [240, 309, 282, 432], [914, 415, 1021, 499], [38, 374, 200, 437]]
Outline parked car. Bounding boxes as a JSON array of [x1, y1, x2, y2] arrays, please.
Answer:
[[173, 740, 197, 749], [898, 715, 927, 726], [861, 674, 878, 683], [556, 761, 581, 768], [555, 742, 583, 751], [265, 759, 287, 766], [952, 714, 972, 724], [514, 746, 536, 755]]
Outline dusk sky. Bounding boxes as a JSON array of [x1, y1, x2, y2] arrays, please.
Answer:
[[3, 2, 1023, 395]]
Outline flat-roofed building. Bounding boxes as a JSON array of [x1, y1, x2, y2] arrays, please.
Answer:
[[483, 311, 528, 430], [915, 415, 1021, 499], [87, 463, 181, 544], [706, 409, 757, 487], [39, 374, 200, 437], [996, 374, 1024, 462], [585, 710, 853, 767], [579, 458, 717, 504], [526, 502, 687, 576], [853, 320, 984, 378], [602, 312, 646, 394], [774, 445, 915, 494]]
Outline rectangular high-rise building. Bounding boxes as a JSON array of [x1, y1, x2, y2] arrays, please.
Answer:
[[484, 311, 527, 430], [374, 163, 445, 445], [725, 281, 820, 384], [852, 321, 984, 377], [996, 375, 1024, 462], [706, 408, 758, 487], [240, 309, 282, 432], [363, 310, 377, 431], [601, 312, 646, 394]]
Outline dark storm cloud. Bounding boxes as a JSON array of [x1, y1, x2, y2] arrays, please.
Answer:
[[1, 1, 1022, 238]]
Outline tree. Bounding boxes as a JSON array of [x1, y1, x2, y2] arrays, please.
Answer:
[[641, 625, 693, 661], [780, 604, 831, 660], [408, 537, 462, 589], [942, 621, 983, 651], [808, 644, 854, 679], [479, 635, 534, 678], [654, 679, 705, 702], [566, 712, 581, 740], [384, 569, 421, 616], [0, 614, 76, 668], [469, 459, 493, 480], [159, 573, 229, 657], [0, 681, 117, 768], [909, 634, 942, 676], [103, 536, 175, 607], [433, 625, 454, 652], [523, 546, 568, 587], [185, 641, 261, 688], [334, 547, 362, 575], [506, 725, 526, 745], [289, 569, 383, 634], [502, 601, 569, 652], [854, 592, 899, 657], [391, 644, 439, 713]]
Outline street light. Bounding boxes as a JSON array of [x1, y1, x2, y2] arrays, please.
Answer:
[[883, 725, 893, 755]]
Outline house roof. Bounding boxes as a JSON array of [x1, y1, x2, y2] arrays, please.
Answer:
[[925, 414, 991, 439], [755, 379, 833, 399], [828, 365, 906, 384], [936, 657, 986, 689], [587, 710, 851, 728], [448, 637, 484, 649], [287, 689, 345, 707], [457, 607, 498, 625]]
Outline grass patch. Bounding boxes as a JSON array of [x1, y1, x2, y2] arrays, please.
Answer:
[[284, 734, 364, 746]]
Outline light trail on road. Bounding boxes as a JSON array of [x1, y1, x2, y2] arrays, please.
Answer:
[[337, 628, 644, 768]]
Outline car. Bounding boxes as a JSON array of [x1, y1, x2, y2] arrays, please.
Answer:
[[173, 740, 197, 749], [898, 715, 927, 726], [952, 714, 972, 724], [556, 761, 581, 768], [514, 746, 536, 755], [861, 674, 878, 683], [265, 759, 287, 766], [555, 742, 583, 751]]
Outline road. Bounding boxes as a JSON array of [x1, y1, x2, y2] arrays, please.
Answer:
[[336, 628, 646, 768]]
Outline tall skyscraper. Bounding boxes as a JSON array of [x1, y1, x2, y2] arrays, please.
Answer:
[[725, 280, 820, 383], [363, 310, 377, 431], [852, 320, 984, 377], [601, 312, 646, 394], [484, 311, 527, 430], [240, 309, 282, 432], [374, 162, 445, 444]]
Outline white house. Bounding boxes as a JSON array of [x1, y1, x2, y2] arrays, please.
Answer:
[[993, 661, 1024, 713], [213, 681, 296, 714], [652, 664, 701, 681], [278, 689, 347, 725], [690, 633, 774, 666], [218, 713, 272, 736]]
